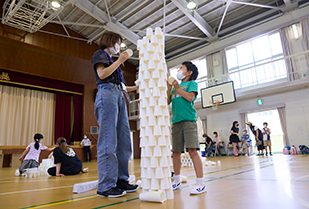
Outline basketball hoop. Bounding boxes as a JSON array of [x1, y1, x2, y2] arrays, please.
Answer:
[[209, 100, 220, 111]]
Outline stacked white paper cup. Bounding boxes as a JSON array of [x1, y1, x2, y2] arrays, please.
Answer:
[[137, 27, 173, 203]]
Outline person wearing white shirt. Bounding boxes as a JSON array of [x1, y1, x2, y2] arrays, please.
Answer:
[[213, 132, 223, 156], [81, 134, 92, 162], [262, 122, 272, 156]]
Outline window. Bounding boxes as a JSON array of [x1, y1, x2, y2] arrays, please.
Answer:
[[169, 58, 207, 98], [226, 32, 287, 89]]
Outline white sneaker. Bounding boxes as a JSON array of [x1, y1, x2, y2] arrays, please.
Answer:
[[190, 185, 207, 195], [15, 169, 20, 176], [172, 181, 182, 190]]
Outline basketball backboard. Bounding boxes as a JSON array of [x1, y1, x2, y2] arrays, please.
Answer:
[[201, 81, 236, 108]]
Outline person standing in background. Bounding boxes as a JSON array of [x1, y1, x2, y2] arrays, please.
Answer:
[[246, 122, 264, 156], [81, 134, 92, 162], [262, 122, 272, 156], [229, 121, 240, 157]]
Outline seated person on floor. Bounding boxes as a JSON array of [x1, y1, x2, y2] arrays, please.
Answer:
[[239, 129, 252, 155], [213, 132, 223, 156], [17, 133, 54, 176], [203, 134, 215, 157], [48, 137, 88, 177]]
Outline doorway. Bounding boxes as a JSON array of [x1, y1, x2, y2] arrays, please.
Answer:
[[246, 109, 283, 153]]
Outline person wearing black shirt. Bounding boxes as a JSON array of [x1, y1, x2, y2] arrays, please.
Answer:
[[203, 134, 215, 157], [246, 122, 264, 156], [229, 121, 240, 156]]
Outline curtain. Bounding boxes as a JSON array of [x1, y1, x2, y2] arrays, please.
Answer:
[[54, 92, 71, 144], [300, 18, 309, 69], [0, 85, 55, 146], [206, 54, 214, 87], [279, 27, 299, 81], [72, 95, 83, 142], [277, 107, 290, 147]]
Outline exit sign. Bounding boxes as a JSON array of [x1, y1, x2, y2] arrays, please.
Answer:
[[257, 99, 263, 105]]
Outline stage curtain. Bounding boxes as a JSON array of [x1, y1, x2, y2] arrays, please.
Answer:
[[72, 95, 83, 142], [0, 85, 55, 146], [54, 92, 71, 144]]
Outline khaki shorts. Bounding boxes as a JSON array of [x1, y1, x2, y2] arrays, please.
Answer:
[[263, 140, 272, 147], [171, 121, 199, 152]]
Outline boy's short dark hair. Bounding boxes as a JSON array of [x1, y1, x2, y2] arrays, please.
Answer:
[[263, 122, 268, 125], [98, 32, 123, 50], [182, 61, 199, 80], [202, 134, 207, 138], [213, 132, 218, 135]]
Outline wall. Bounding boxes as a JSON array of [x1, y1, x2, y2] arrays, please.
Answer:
[[196, 86, 309, 147], [0, 15, 138, 144]]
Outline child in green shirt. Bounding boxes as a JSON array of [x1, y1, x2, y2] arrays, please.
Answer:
[[167, 62, 206, 195]]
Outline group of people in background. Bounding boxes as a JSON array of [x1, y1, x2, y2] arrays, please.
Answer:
[[204, 121, 272, 157]]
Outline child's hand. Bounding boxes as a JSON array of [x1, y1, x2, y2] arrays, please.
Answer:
[[19, 157, 23, 161], [172, 80, 180, 90], [56, 174, 65, 177]]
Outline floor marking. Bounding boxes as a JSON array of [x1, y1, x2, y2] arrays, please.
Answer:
[[21, 194, 96, 209], [284, 175, 309, 208], [20, 155, 308, 209], [0, 185, 73, 196]]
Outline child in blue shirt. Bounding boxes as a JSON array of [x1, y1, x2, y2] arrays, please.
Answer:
[[240, 129, 251, 155]]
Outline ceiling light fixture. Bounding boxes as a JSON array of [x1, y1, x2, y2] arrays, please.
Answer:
[[121, 42, 126, 48], [187, 0, 197, 10], [51, 1, 61, 9]]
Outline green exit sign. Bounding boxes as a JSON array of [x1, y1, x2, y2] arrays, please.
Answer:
[[257, 99, 263, 105]]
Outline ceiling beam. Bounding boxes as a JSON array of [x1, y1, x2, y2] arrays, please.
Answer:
[[281, 0, 299, 12], [73, 0, 140, 45], [171, 0, 215, 38]]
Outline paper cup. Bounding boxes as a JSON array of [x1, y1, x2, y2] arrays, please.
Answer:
[[146, 106, 154, 118], [147, 60, 155, 71], [142, 179, 150, 190], [157, 61, 164, 72], [144, 88, 151, 98], [152, 69, 160, 81], [148, 78, 156, 89], [137, 39, 142, 51], [162, 107, 169, 117], [160, 155, 168, 167], [140, 128, 146, 138], [158, 96, 167, 107], [160, 89, 167, 98], [142, 36, 149, 47], [154, 106, 162, 116], [152, 52, 160, 63], [157, 116, 166, 126], [140, 45, 145, 57], [167, 155, 173, 166], [139, 191, 165, 203], [148, 115, 156, 127], [161, 70, 167, 81], [155, 45, 162, 56], [168, 76, 175, 85], [153, 125, 162, 136], [165, 136, 171, 146], [143, 52, 150, 64], [148, 97, 156, 107], [146, 43, 154, 54], [158, 136, 166, 146], [141, 98, 148, 109], [151, 35, 158, 46], [141, 167, 147, 178], [163, 167, 171, 178], [146, 28, 153, 38], [145, 146, 153, 157], [155, 167, 164, 179], [153, 87, 161, 98], [143, 70, 151, 81], [162, 126, 170, 136], [125, 49, 133, 57], [145, 126, 153, 137], [155, 27, 163, 39], [150, 156, 158, 168], [146, 167, 155, 179], [140, 136, 147, 147], [158, 78, 166, 90], [154, 146, 162, 157], [160, 178, 169, 190], [151, 178, 159, 190], [148, 135, 157, 147], [162, 146, 171, 155], [159, 38, 165, 48], [141, 147, 145, 157]]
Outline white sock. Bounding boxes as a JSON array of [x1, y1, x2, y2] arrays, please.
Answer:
[[174, 174, 181, 183], [196, 178, 204, 186]]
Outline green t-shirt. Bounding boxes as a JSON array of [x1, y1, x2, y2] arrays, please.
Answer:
[[170, 80, 198, 124]]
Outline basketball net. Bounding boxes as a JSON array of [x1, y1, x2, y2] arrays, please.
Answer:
[[210, 100, 220, 111]]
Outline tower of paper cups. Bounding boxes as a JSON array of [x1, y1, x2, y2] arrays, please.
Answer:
[[137, 27, 173, 203]]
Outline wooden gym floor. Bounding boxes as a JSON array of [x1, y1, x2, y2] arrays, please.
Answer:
[[0, 154, 308, 209]]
